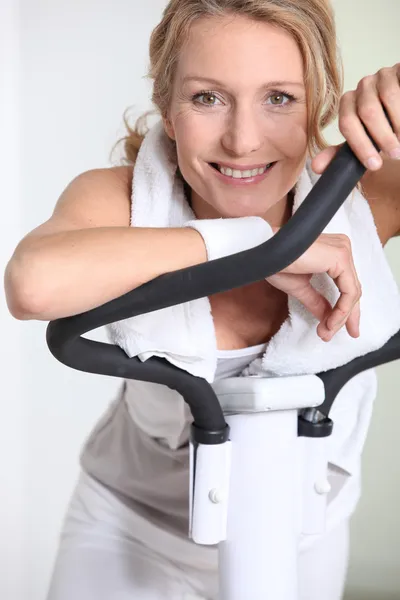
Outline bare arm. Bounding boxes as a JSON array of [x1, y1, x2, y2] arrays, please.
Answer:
[[359, 157, 400, 246], [4, 166, 206, 321]]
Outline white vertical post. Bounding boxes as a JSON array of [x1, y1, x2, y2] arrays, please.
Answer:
[[300, 436, 330, 535], [218, 410, 300, 600]]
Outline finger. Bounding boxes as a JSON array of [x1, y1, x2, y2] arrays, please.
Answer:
[[326, 298, 361, 338], [311, 145, 341, 174], [357, 71, 400, 160], [267, 272, 334, 334], [345, 299, 361, 338], [375, 65, 400, 150], [330, 236, 361, 312], [311, 236, 361, 339], [324, 257, 361, 336], [290, 281, 333, 323], [319, 301, 361, 342], [339, 89, 383, 171], [279, 233, 361, 339]]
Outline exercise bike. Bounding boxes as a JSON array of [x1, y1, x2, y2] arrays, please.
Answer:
[[46, 128, 400, 599]]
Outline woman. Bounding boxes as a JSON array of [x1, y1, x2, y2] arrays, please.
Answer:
[[4, 0, 400, 598]]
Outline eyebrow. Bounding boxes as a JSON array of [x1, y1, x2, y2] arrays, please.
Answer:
[[182, 75, 305, 89]]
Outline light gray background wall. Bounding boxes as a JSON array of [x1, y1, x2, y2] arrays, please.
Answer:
[[1, 1, 399, 599]]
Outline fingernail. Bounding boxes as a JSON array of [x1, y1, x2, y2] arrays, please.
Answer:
[[389, 146, 400, 159], [366, 156, 382, 170]]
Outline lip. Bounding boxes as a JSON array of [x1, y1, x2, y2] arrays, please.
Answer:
[[208, 161, 277, 186], [214, 161, 272, 171]]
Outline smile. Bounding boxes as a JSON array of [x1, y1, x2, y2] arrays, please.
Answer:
[[209, 161, 277, 185]]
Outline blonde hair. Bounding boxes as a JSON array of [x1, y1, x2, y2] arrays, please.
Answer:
[[110, 0, 343, 166]]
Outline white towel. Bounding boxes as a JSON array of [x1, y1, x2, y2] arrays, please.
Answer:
[[107, 119, 400, 384]]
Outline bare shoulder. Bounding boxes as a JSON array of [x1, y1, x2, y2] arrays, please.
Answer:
[[50, 165, 135, 229], [108, 165, 134, 190], [361, 157, 400, 246], [21, 165, 135, 242]]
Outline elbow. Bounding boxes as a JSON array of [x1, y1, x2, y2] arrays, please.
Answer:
[[4, 259, 46, 321]]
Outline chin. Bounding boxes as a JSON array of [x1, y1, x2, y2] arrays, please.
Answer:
[[219, 206, 264, 219]]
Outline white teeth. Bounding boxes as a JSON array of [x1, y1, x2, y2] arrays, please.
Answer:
[[218, 163, 272, 178]]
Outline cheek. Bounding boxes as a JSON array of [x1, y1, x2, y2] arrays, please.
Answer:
[[267, 120, 308, 159], [266, 111, 308, 159], [173, 118, 207, 163]]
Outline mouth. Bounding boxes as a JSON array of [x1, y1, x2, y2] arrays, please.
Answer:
[[208, 161, 277, 185]]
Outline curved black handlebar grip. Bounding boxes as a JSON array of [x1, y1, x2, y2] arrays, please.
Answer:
[[47, 142, 366, 432], [46, 112, 400, 435], [46, 324, 227, 435], [317, 329, 400, 416]]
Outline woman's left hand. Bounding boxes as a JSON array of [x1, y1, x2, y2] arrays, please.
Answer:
[[312, 63, 400, 174]]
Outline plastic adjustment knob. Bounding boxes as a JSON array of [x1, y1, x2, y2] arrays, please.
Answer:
[[209, 488, 225, 504], [314, 479, 331, 495]]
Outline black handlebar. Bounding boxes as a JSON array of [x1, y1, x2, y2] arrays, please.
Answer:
[[46, 119, 400, 442]]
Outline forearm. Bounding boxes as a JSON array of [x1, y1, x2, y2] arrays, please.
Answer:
[[5, 226, 207, 321]]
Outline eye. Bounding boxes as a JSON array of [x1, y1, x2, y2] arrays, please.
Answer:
[[192, 91, 221, 107], [192, 89, 297, 108], [267, 92, 296, 106]]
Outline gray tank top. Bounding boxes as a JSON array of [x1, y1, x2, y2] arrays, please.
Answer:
[[80, 343, 267, 536]]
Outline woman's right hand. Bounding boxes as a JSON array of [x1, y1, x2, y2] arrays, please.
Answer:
[[266, 230, 362, 342]]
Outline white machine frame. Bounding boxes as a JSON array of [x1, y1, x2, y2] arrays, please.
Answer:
[[189, 374, 330, 600]]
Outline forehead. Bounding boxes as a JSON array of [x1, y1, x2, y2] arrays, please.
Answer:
[[177, 14, 304, 87]]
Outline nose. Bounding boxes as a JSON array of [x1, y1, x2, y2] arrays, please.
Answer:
[[221, 104, 264, 157]]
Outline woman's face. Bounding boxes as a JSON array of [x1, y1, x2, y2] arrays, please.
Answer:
[[163, 14, 309, 226]]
